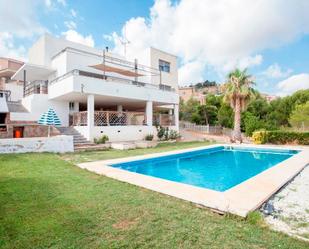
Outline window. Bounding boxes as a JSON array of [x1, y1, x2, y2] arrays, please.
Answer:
[[159, 59, 170, 73], [69, 102, 75, 111]]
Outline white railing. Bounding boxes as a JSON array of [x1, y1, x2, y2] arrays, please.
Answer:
[[73, 111, 146, 126], [180, 121, 222, 134], [49, 69, 175, 92]]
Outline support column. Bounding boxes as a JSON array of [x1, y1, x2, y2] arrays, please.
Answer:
[[146, 101, 153, 126], [117, 104, 123, 112], [174, 104, 179, 130], [87, 94, 94, 141], [23, 70, 26, 97]]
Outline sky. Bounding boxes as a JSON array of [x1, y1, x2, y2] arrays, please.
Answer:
[[1, 0, 309, 96]]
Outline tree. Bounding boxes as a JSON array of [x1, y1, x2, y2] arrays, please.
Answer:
[[217, 103, 233, 128], [179, 98, 199, 121], [197, 104, 218, 125], [289, 101, 309, 130], [223, 68, 255, 142]]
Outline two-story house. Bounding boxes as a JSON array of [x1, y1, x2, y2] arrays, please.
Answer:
[[1, 34, 179, 143]]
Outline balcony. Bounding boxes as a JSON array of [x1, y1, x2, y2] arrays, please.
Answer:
[[50, 46, 175, 92], [49, 69, 175, 92], [24, 80, 48, 97]]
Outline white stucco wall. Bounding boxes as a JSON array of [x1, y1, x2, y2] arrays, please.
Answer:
[[150, 47, 178, 90], [10, 94, 70, 126], [93, 126, 155, 142], [5, 82, 23, 101], [49, 74, 179, 105], [0, 95, 8, 112], [74, 125, 179, 142], [29, 34, 109, 67], [0, 135, 74, 154]]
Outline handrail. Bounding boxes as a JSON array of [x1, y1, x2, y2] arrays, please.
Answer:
[[51, 46, 160, 73], [49, 69, 176, 92]]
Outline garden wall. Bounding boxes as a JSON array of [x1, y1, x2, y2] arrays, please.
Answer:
[[0, 135, 74, 154]]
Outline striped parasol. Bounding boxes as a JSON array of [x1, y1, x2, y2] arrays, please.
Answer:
[[38, 108, 61, 136]]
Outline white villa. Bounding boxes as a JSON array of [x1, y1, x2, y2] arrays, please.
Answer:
[[0, 34, 179, 144]]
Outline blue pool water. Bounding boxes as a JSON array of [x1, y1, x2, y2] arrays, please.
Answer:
[[110, 146, 298, 192]]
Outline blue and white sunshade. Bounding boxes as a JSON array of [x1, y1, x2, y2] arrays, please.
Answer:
[[38, 108, 61, 136]]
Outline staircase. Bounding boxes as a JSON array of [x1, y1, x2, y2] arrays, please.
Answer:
[[57, 127, 95, 150]]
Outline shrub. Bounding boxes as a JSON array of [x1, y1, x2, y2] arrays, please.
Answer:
[[94, 135, 109, 144], [156, 126, 167, 140], [168, 130, 181, 140], [252, 130, 267, 144], [244, 113, 263, 136], [145, 134, 154, 141], [156, 126, 180, 141], [163, 127, 170, 141], [252, 130, 309, 145]]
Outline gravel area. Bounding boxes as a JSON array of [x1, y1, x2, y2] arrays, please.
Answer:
[[262, 166, 309, 241]]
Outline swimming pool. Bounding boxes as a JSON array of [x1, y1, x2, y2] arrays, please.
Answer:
[[110, 146, 299, 191]]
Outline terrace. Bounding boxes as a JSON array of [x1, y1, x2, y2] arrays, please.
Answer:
[[72, 111, 175, 126]]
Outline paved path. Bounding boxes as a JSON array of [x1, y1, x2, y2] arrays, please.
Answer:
[[180, 128, 230, 143]]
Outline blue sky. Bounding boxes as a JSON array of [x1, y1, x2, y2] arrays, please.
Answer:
[[1, 0, 309, 96]]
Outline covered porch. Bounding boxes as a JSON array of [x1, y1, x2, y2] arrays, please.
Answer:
[[68, 94, 179, 141]]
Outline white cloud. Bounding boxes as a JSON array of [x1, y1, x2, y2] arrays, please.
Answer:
[[70, 9, 77, 18], [0, 0, 46, 38], [0, 32, 27, 61], [62, 30, 95, 47], [45, 0, 52, 8], [57, 0, 66, 6], [277, 74, 309, 96], [263, 63, 293, 79], [178, 61, 205, 85], [0, 0, 47, 60], [110, 0, 309, 84], [45, 0, 66, 9], [64, 21, 77, 30], [222, 54, 263, 72]]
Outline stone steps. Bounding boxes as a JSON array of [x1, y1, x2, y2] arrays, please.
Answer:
[[57, 127, 95, 148]]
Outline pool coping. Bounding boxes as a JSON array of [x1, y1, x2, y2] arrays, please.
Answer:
[[77, 144, 309, 217]]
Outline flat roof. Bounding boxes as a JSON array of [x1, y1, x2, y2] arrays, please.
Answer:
[[11, 63, 55, 81]]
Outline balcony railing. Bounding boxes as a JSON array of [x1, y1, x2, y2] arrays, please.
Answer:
[[49, 69, 175, 92], [72, 111, 146, 126], [24, 80, 48, 97]]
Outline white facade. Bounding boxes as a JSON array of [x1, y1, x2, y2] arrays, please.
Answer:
[[9, 34, 179, 142]]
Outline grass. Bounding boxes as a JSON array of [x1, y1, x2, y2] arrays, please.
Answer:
[[0, 142, 308, 248], [61, 140, 214, 164]]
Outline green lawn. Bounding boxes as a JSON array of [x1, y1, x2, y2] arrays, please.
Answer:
[[0, 142, 308, 248], [61, 140, 215, 164]]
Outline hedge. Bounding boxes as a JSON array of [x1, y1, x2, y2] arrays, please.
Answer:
[[252, 130, 309, 145]]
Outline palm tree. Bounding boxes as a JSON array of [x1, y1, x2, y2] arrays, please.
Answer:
[[223, 68, 255, 142]]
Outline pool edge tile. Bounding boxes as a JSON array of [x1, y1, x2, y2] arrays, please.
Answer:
[[77, 144, 309, 217]]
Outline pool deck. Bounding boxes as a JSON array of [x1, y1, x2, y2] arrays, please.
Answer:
[[77, 144, 309, 217]]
